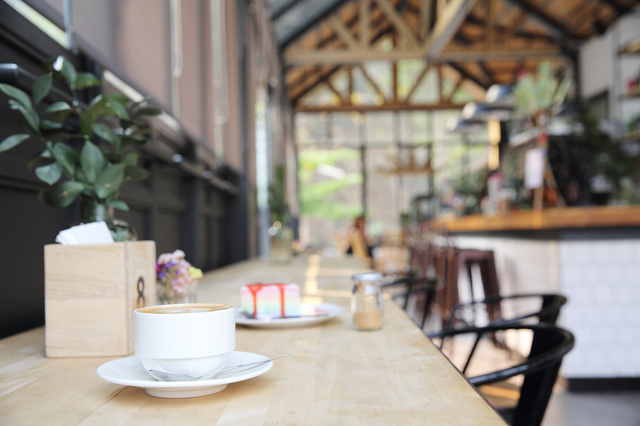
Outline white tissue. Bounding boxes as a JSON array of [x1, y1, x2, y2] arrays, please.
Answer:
[[55, 221, 114, 245]]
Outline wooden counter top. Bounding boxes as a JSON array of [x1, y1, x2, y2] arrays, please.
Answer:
[[429, 206, 640, 233], [0, 256, 504, 425]]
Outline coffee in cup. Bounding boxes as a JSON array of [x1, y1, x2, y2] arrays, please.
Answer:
[[134, 303, 235, 379]]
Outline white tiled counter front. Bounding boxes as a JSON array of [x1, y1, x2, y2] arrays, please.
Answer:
[[558, 239, 640, 378], [456, 235, 640, 381]]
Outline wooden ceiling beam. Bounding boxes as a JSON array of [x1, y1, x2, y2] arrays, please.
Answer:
[[373, 0, 420, 48], [446, 62, 489, 90], [502, 0, 580, 42], [360, 0, 371, 47], [598, 0, 633, 15], [330, 15, 359, 49], [291, 66, 342, 103], [404, 64, 431, 103], [444, 74, 465, 102], [419, 0, 433, 41], [358, 65, 387, 100], [421, 0, 478, 59], [285, 46, 564, 64], [323, 78, 346, 104], [295, 102, 463, 113]]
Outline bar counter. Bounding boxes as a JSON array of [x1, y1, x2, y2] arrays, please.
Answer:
[[0, 255, 504, 425], [429, 205, 640, 233], [428, 205, 640, 389]]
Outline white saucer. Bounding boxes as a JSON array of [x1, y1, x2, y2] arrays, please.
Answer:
[[235, 303, 343, 329], [97, 351, 272, 398]]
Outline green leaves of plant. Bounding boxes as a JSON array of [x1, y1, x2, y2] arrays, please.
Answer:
[[33, 73, 52, 104], [0, 83, 32, 110], [123, 153, 139, 166], [43, 102, 71, 115], [124, 166, 149, 181], [81, 141, 105, 183], [44, 181, 85, 207], [41, 120, 63, 130], [53, 56, 77, 87], [52, 142, 79, 176], [95, 164, 124, 199], [8, 100, 39, 134], [0, 134, 30, 153], [80, 95, 105, 135], [35, 162, 62, 185], [107, 200, 129, 211], [80, 95, 130, 136], [91, 123, 114, 144], [75, 72, 100, 90], [134, 107, 162, 117]]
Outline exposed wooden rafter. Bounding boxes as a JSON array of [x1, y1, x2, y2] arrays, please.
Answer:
[[284, 46, 564, 64], [296, 102, 463, 113], [279, 0, 634, 108]]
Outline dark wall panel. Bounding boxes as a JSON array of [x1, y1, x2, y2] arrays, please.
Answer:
[[0, 3, 245, 339], [0, 187, 72, 337]]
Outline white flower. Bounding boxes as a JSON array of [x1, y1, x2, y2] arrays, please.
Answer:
[[172, 249, 186, 261], [158, 253, 173, 264]]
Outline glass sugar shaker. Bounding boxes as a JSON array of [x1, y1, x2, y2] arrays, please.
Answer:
[[351, 272, 384, 331]]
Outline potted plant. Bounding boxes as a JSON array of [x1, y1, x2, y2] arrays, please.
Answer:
[[513, 61, 571, 209], [0, 55, 160, 240], [268, 165, 293, 263]]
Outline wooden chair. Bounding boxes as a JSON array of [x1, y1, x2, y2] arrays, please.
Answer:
[[431, 324, 575, 426], [348, 227, 372, 267]]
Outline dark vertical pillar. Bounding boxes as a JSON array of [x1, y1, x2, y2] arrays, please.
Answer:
[[360, 144, 367, 216], [571, 49, 581, 105], [359, 117, 367, 216], [223, 0, 250, 265], [182, 176, 201, 268]]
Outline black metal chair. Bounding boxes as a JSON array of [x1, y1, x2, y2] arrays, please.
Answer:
[[442, 293, 568, 331], [431, 324, 575, 426], [382, 272, 442, 330]]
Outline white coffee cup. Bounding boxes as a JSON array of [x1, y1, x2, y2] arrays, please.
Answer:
[[134, 303, 235, 378]]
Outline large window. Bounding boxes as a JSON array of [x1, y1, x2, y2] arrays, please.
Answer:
[[295, 111, 489, 246]]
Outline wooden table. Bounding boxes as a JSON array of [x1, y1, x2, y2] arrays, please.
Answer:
[[0, 255, 504, 425]]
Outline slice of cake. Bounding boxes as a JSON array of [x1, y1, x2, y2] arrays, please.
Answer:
[[240, 283, 301, 319]]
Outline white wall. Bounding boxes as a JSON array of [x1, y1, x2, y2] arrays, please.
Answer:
[[580, 12, 640, 129]]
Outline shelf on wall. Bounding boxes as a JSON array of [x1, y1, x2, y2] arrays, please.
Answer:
[[624, 85, 640, 98], [624, 129, 640, 142], [620, 38, 640, 55]]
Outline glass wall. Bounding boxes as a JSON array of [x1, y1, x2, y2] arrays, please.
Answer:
[[295, 111, 489, 247]]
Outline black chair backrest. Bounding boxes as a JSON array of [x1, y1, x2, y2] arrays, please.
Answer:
[[432, 324, 574, 426], [443, 293, 568, 332]]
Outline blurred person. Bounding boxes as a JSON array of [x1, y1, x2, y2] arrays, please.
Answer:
[[347, 215, 374, 258]]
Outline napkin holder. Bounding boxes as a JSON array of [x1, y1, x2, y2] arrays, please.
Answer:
[[44, 241, 156, 358]]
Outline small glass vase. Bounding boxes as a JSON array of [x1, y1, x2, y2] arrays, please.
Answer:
[[80, 198, 137, 242], [270, 226, 293, 264], [351, 272, 384, 331], [157, 279, 199, 305]]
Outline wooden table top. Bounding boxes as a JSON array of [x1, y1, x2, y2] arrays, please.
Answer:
[[0, 255, 504, 425]]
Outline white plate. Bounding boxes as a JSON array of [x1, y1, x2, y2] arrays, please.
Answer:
[[235, 303, 343, 329], [97, 351, 272, 398]]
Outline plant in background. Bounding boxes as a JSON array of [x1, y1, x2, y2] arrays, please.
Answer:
[[0, 56, 160, 237], [269, 165, 289, 225], [577, 110, 638, 196], [513, 61, 571, 125], [156, 250, 203, 305], [513, 61, 571, 209], [298, 148, 363, 220]]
